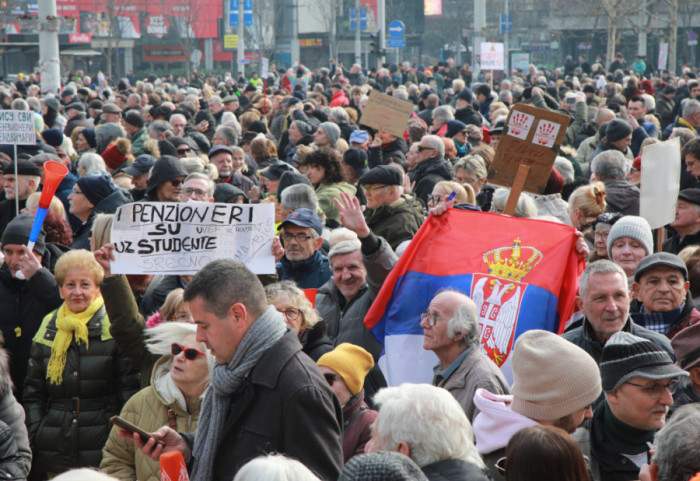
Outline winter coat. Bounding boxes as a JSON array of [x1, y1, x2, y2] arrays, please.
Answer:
[[629, 291, 700, 339], [181, 330, 344, 481], [276, 250, 332, 290], [409, 157, 454, 206], [0, 261, 62, 398], [421, 459, 490, 481], [100, 357, 203, 481], [64, 113, 93, 138], [0, 199, 26, 240], [662, 228, 700, 256], [454, 106, 482, 127], [22, 306, 140, 475], [70, 188, 133, 250], [299, 321, 334, 361], [0, 348, 31, 480], [364, 196, 424, 251], [315, 182, 357, 224], [367, 138, 408, 169], [341, 391, 377, 463], [330, 90, 350, 108], [129, 128, 150, 157], [603, 179, 640, 216], [435, 348, 510, 423]]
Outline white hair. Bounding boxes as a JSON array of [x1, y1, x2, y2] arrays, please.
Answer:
[[53, 468, 119, 481], [233, 454, 320, 481], [329, 227, 358, 248], [373, 383, 484, 469], [328, 240, 361, 261], [491, 188, 538, 218]]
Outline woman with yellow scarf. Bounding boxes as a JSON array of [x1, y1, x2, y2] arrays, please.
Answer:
[[22, 249, 139, 477]]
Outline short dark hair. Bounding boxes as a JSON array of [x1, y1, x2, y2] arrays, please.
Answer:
[[474, 84, 491, 97], [184, 259, 267, 319], [505, 425, 591, 481], [301, 147, 345, 184], [682, 137, 700, 162]]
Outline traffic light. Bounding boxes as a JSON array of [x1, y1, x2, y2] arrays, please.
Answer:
[[370, 31, 380, 55]]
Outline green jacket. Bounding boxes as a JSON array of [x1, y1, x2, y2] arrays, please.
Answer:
[[364, 195, 424, 251], [316, 182, 357, 224], [130, 128, 149, 157]]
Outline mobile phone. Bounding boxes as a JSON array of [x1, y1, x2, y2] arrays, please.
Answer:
[[566, 96, 576, 105], [110, 415, 166, 446]]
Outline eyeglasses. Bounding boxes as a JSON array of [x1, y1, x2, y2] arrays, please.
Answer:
[[277, 307, 301, 321], [495, 457, 507, 477], [171, 343, 205, 361], [177, 148, 191, 155], [427, 194, 444, 205], [625, 380, 679, 399], [362, 185, 389, 194], [169, 179, 184, 188], [324, 373, 338, 385], [417, 145, 435, 152], [458, 177, 476, 184], [183, 187, 208, 198], [281, 232, 314, 243], [420, 311, 448, 327], [594, 231, 610, 240]]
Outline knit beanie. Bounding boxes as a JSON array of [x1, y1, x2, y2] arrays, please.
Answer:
[[81, 128, 97, 149], [41, 129, 64, 148], [146, 156, 188, 196], [248, 120, 268, 134], [77, 174, 117, 206], [605, 118, 633, 143], [511, 330, 602, 421], [158, 139, 178, 158], [318, 122, 341, 146], [338, 452, 428, 481], [277, 171, 312, 201], [606, 215, 653, 258], [101, 138, 131, 170], [601, 331, 688, 393], [445, 120, 467, 139], [1, 213, 46, 255], [317, 343, 374, 396]]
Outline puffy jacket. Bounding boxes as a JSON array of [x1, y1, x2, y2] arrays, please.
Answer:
[[363, 196, 424, 251], [0, 261, 62, 398], [0, 348, 31, 480], [316, 182, 357, 224], [330, 90, 350, 107], [276, 250, 332, 290], [101, 357, 203, 481], [22, 306, 140, 475]]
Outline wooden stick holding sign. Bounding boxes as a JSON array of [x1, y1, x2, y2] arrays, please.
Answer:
[[488, 103, 571, 215]]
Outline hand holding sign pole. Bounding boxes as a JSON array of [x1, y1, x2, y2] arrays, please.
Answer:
[[27, 161, 68, 252]]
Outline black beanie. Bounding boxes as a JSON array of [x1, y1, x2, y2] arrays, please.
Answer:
[[77, 174, 116, 206], [124, 110, 144, 129], [81, 128, 97, 149], [146, 156, 188, 196], [605, 118, 633, 143], [277, 171, 312, 201], [1, 214, 46, 255], [158, 140, 178, 158]]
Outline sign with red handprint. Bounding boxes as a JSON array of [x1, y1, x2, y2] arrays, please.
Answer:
[[531, 120, 561, 148], [507, 112, 535, 140]]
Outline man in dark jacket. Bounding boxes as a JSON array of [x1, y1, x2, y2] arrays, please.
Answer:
[[663, 189, 700, 255], [131, 259, 344, 481], [63, 103, 93, 137], [454, 88, 482, 126], [409, 135, 454, 205], [276, 209, 331, 289], [0, 159, 41, 239], [629, 253, 700, 339], [0, 215, 62, 397]]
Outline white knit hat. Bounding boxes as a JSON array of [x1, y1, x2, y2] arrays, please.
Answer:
[[607, 215, 653, 258], [511, 330, 602, 421]]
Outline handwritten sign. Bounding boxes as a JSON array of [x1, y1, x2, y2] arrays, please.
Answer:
[[488, 103, 570, 195], [110, 202, 275, 275], [360, 90, 414, 138], [0, 110, 36, 145], [480, 42, 504, 71]]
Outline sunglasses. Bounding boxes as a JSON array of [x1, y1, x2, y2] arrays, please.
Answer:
[[323, 373, 338, 385], [171, 343, 205, 360], [169, 179, 184, 188], [177, 148, 191, 155]]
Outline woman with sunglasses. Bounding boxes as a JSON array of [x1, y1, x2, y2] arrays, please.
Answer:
[[22, 250, 140, 477], [144, 156, 188, 202], [101, 322, 214, 481], [264, 281, 333, 361]]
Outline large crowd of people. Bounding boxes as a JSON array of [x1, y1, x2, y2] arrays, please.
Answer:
[[0, 53, 699, 481]]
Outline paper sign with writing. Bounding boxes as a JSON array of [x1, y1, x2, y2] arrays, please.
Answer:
[[360, 90, 414, 138], [488, 103, 570, 195], [110, 202, 275, 275], [0, 110, 36, 145]]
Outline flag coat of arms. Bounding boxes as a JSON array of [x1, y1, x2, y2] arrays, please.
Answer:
[[364, 209, 584, 385]]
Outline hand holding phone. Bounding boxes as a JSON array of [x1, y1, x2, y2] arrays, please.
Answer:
[[110, 415, 166, 447]]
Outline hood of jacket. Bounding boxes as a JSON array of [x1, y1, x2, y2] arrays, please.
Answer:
[[151, 355, 207, 413], [472, 388, 539, 455]]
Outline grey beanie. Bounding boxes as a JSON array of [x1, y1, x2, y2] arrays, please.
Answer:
[[607, 215, 653, 258], [338, 452, 428, 481], [318, 122, 341, 146]]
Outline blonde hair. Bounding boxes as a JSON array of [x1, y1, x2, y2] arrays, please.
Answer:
[[159, 288, 186, 321], [569, 181, 606, 219], [24, 193, 68, 222], [55, 249, 104, 286], [433, 181, 468, 204], [264, 281, 320, 331], [90, 214, 113, 251]]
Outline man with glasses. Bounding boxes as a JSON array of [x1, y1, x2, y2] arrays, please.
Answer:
[[419, 289, 509, 423], [572, 331, 689, 481], [275, 208, 331, 289], [409, 134, 453, 206], [180, 173, 215, 203], [357, 166, 423, 251]]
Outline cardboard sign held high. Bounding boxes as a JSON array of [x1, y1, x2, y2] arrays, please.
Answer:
[[488, 104, 570, 196], [360, 90, 414, 139]]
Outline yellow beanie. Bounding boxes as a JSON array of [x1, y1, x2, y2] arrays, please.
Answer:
[[317, 343, 374, 395]]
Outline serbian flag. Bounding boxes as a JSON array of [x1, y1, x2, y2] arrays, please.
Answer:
[[364, 209, 584, 385]]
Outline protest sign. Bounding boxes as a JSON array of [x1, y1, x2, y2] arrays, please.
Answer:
[[480, 42, 505, 71], [110, 202, 275, 275], [640, 137, 680, 230], [0, 110, 36, 145], [360, 90, 414, 138], [487, 103, 570, 195]]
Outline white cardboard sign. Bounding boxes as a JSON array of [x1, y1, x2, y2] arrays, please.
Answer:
[[110, 202, 275, 275], [0, 110, 36, 145]]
